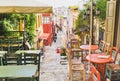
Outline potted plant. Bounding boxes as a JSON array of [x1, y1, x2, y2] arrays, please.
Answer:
[[60, 47, 66, 56]]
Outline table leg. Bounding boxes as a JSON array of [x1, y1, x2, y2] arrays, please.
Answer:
[[96, 63, 106, 81], [81, 50, 83, 63]]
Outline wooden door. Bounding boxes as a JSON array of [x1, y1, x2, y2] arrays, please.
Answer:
[[105, 0, 116, 46]]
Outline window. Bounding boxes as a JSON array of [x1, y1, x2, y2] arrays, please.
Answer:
[[42, 17, 50, 24]]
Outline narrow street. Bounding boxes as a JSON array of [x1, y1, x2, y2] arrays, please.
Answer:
[[40, 32, 69, 81]]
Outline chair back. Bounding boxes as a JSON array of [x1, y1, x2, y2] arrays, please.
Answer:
[[70, 39, 80, 48], [103, 42, 110, 54], [24, 53, 39, 65], [9, 38, 19, 53], [23, 52, 40, 81], [2, 39, 10, 52], [71, 48, 82, 59], [0, 39, 3, 50], [88, 64, 101, 81], [109, 47, 119, 64], [3, 53, 22, 65], [98, 40, 106, 52]]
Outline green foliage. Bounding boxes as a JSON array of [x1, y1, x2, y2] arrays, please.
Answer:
[[24, 14, 35, 44], [76, 0, 107, 31], [0, 13, 36, 44], [60, 47, 66, 56], [75, 0, 107, 42], [95, 0, 107, 20], [76, 10, 89, 30]]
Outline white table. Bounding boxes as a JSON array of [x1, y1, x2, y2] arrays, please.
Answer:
[[0, 65, 37, 80]]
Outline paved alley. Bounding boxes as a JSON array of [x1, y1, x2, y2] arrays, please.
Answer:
[[40, 32, 69, 81]]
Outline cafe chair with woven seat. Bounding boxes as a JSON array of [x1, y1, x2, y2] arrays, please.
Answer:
[[88, 64, 101, 81], [105, 64, 120, 81], [66, 50, 85, 81], [71, 48, 82, 60], [108, 46, 119, 64], [96, 41, 110, 54], [103, 42, 111, 55], [66, 48, 82, 65], [95, 40, 106, 53], [105, 47, 119, 81], [70, 39, 80, 49]]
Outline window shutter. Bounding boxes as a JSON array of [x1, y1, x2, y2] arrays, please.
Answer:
[[105, 0, 116, 45]]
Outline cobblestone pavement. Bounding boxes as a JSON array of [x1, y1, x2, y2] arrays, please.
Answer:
[[40, 32, 69, 81]]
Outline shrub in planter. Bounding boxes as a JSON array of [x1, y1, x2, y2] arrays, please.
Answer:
[[60, 47, 66, 56]]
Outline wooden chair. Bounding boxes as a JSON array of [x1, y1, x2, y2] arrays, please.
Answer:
[[96, 40, 110, 54], [2, 39, 10, 52], [105, 64, 120, 81], [108, 46, 119, 64], [17, 39, 24, 50], [88, 64, 101, 81], [24, 53, 39, 65], [9, 39, 20, 53], [70, 39, 80, 48], [66, 50, 85, 81], [103, 42, 111, 54], [66, 48, 82, 65], [0, 39, 3, 50], [96, 40, 106, 53], [3, 53, 22, 65], [24, 52, 40, 81], [71, 48, 82, 60], [105, 47, 119, 81]]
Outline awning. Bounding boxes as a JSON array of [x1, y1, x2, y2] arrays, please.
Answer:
[[39, 33, 50, 40], [0, 0, 52, 13]]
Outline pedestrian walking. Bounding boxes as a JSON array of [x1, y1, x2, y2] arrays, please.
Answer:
[[53, 33, 57, 43]]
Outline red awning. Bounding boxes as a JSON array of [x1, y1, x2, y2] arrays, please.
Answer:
[[39, 33, 50, 40]]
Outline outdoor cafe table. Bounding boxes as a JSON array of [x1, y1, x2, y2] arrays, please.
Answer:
[[80, 45, 98, 50], [0, 51, 7, 65], [86, 54, 112, 81], [80, 45, 98, 62], [0, 65, 37, 80]]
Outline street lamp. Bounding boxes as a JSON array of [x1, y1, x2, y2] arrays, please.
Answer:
[[83, 3, 100, 44]]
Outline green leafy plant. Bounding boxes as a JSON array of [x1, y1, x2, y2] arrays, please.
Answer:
[[0, 13, 35, 45], [60, 47, 66, 56]]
